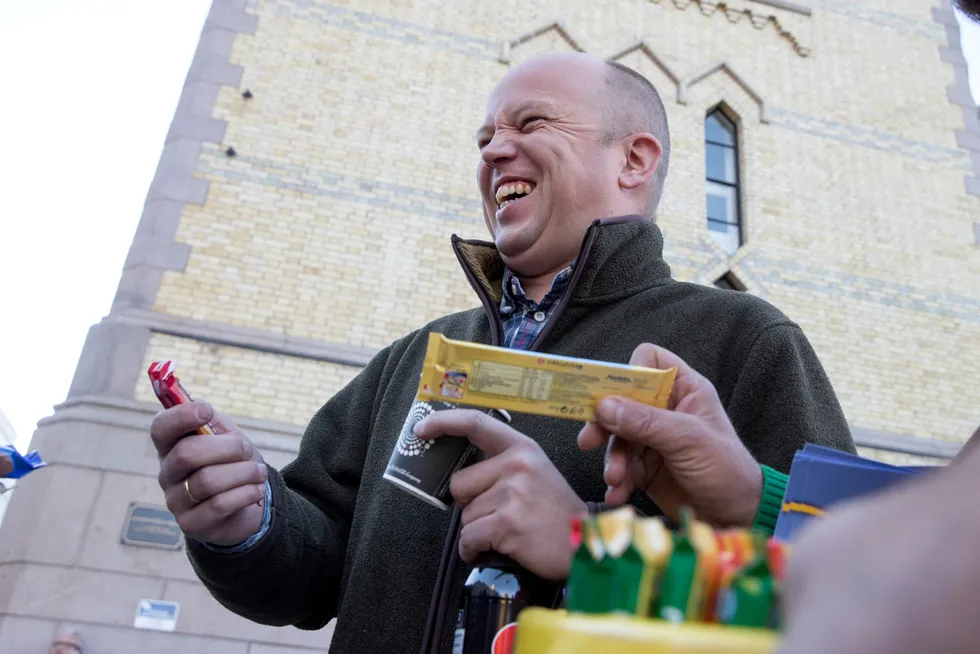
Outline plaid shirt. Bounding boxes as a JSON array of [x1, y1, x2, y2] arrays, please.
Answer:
[[500, 265, 574, 350]]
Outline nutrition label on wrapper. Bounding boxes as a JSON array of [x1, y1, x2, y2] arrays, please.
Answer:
[[469, 360, 554, 400]]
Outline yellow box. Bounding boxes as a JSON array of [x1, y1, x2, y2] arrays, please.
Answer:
[[416, 333, 677, 422], [514, 609, 778, 654]]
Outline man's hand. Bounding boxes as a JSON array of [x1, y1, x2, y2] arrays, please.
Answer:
[[779, 466, 980, 654], [414, 410, 588, 581], [0, 453, 12, 478], [150, 401, 267, 546], [577, 343, 762, 528]]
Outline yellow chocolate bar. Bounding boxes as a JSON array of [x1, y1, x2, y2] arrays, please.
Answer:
[[416, 333, 676, 422]]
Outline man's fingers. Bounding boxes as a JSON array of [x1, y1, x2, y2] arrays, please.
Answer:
[[450, 452, 517, 507], [414, 409, 525, 457], [150, 402, 213, 457], [159, 433, 253, 486], [168, 460, 268, 512], [605, 482, 633, 506], [459, 480, 502, 527], [458, 513, 501, 563], [577, 422, 609, 451], [174, 484, 266, 536], [0, 454, 12, 478], [594, 396, 696, 456], [604, 435, 630, 487], [209, 409, 242, 435], [629, 343, 705, 409]]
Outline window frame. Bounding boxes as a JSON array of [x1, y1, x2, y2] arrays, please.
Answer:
[[705, 107, 743, 254]]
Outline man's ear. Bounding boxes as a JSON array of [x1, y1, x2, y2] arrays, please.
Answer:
[[619, 133, 662, 191]]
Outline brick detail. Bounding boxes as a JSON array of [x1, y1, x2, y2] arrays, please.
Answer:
[[934, 1, 980, 201], [646, 0, 811, 56]]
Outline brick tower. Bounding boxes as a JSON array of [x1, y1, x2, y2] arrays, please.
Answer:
[[0, 0, 977, 651]]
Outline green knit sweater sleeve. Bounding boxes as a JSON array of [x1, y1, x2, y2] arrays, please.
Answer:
[[751, 465, 788, 537], [186, 343, 398, 630]]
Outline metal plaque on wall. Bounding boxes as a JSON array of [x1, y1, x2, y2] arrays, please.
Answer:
[[121, 502, 183, 550]]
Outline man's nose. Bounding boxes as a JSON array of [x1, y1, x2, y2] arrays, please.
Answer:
[[481, 131, 517, 168]]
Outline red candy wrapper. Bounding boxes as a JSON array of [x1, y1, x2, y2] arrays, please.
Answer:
[[147, 361, 216, 435]]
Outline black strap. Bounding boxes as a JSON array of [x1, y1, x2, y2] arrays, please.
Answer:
[[420, 505, 463, 654]]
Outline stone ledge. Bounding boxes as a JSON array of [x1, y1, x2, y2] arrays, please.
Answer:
[[118, 308, 377, 368], [852, 427, 961, 460], [40, 395, 304, 454]]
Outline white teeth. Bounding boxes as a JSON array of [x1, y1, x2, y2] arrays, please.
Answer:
[[494, 181, 535, 207]]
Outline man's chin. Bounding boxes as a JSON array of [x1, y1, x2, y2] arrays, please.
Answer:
[[493, 229, 534, 259]]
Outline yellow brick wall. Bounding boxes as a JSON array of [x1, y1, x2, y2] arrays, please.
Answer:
[[137, 334, 362, 427], [148, 0, 978, 448]]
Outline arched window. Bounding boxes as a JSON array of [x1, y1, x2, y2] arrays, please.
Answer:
[[705, 109, 742, 255]]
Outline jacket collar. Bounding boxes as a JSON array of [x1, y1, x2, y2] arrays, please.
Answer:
[[451, 215, 672, 310]]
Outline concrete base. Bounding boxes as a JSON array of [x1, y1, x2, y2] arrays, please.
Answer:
[[0, 396, 333, 653]]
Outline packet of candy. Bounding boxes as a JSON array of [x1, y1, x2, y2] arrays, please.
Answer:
[[566, 515, 609, 614], [147, 361, 216, 435], [0, 444, 46, 480], [416, 332, 676, 422], [630, 515, 673, 617], [704, 529, 753, 622], [718, 533, 778, 629], [596, 506, 639, 615], [655, 507, 704, 623]]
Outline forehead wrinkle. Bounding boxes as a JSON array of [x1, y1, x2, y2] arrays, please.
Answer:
[[477, 98, 563, 137]]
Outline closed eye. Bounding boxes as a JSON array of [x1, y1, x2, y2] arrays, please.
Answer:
[[521, 116, 546, 129]]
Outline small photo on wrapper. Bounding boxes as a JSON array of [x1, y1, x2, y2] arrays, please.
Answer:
[[440, 371, 467, 399]]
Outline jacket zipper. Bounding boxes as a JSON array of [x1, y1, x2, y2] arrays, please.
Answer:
[[422, 224, 603, 654]]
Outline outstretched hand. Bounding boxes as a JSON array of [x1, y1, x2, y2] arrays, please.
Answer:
[[577, 343, 762, 528]]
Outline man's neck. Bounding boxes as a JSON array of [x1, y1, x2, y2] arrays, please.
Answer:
[[515, 262, 574, 304]]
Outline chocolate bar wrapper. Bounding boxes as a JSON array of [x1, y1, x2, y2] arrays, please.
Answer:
[[0, 444, 47, 480]]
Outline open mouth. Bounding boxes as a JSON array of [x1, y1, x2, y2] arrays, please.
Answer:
[[494, 181, 536, 211]]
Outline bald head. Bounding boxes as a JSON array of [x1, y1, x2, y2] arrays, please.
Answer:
[[502, 53, 670, 216], [598, 61, 671, 215]]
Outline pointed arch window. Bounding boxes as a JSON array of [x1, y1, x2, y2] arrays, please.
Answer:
[[705, 109, 742, 255]]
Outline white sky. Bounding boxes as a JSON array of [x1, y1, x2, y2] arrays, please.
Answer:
[[0, 2, 978, 453]]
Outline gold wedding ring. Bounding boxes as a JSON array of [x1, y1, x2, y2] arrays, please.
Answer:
[[184, 478, 201, 505]]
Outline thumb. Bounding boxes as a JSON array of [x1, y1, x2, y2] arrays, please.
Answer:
[[594, 396, 696, 457]]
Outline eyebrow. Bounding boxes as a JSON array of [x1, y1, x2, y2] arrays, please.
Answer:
[[475, 99, 563, 142]]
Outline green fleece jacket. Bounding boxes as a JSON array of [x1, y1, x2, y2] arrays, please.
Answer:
[[186, 218, 855, 653]]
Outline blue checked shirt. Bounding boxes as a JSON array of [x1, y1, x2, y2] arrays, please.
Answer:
[[207, 265, 573, 553], [500, 265, 574, 350]]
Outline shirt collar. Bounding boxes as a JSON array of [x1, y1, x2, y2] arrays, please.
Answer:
[[499, 264, 575, 316]]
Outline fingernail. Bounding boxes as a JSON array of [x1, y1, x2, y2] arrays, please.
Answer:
[[413, 419, 428, 438], [242, 439, 253, 459], [257, 462, 268, 481], [597, 397, 622, 424], [194, 403, 212, 424]]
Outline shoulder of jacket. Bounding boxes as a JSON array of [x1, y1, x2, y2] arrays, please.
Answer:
[[663, 281, 796, 329], [367, 308, 487, 365]]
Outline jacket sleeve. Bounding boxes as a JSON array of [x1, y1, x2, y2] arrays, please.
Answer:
[[185, 343, 397, 630], [725, 323, 856, 474]]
